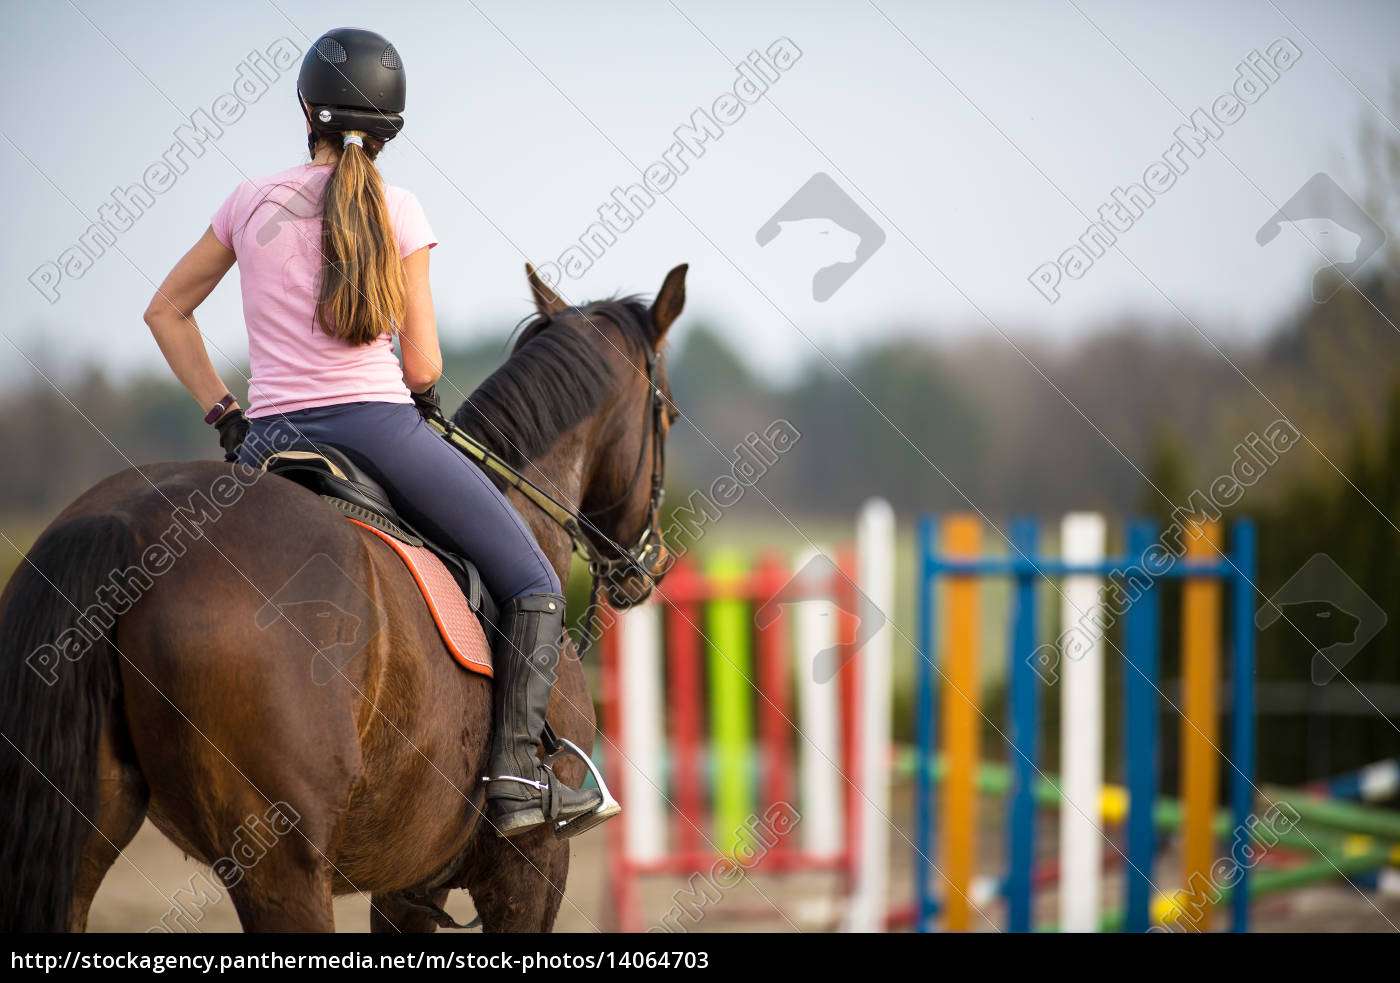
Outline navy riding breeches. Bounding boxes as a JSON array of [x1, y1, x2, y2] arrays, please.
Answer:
[[238, 400, 561, 601]]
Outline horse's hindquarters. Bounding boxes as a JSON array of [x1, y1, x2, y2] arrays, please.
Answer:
[[102, 465, 488, 915]]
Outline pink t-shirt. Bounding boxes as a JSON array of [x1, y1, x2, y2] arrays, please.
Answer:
[[211, 163, 437, 418]]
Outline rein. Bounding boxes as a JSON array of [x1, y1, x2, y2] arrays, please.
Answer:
[[423, 348, 668, 649]]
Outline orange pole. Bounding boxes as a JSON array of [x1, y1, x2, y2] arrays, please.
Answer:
[[1180, 520, 1222, 930], [940, 515, 981, 931]]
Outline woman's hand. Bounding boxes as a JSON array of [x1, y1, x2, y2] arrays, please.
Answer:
[[411, 385, 442, 422], [214, 408, 250, 462]]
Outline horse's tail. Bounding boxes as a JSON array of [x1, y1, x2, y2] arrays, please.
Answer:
[[0, 514, 136, 932]]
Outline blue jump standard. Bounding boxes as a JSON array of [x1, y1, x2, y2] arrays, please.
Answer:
[[913, 516, 1258, 933]]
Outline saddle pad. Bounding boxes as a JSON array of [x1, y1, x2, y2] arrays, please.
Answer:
[[346, 517, 493, 678]]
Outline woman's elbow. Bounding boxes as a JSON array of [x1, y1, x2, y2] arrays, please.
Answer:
[[404, 368, 442, 393], [144, 296, 178, 333]]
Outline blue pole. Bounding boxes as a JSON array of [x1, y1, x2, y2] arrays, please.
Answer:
[[1005, 519, 1041, 932], [1123, 520, 1160, 932], [915, 515, 937, 932], [1230, 519, 1257, 933], [1310, 758, 1400, 801]]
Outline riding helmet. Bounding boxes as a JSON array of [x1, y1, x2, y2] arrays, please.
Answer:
[[297, 28, 406, 142]]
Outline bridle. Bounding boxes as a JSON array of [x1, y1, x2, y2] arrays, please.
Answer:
[[579, 345, 669, 585], [423, 343, 669, 633]]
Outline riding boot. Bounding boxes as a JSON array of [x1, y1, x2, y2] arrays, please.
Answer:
[[483, 593, 604, 837]]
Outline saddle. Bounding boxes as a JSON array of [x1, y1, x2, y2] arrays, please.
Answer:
[[261, 442, 497, 675]]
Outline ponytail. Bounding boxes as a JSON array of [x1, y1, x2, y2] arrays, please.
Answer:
[[314, 129, 406, 346]]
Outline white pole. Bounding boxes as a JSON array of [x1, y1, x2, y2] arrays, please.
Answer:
[[843, 499, 895, 933], [619, 602, 666, 864], [795, 546, 844, 860], [1059, 512, 1106, 932]]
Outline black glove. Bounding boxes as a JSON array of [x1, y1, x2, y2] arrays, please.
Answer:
[[411, 385, 443, 422], [215, 408, 250, 463]]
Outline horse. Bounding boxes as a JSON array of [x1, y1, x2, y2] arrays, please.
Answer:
[[0, 262, 687, 933]]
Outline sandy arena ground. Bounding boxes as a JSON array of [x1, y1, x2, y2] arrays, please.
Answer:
[[85, 787, 1400, 934]]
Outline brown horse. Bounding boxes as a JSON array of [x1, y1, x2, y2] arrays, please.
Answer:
[[0, 263, 686, 933]]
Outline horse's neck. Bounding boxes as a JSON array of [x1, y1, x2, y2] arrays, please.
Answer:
[[509, 430, 593, 587]]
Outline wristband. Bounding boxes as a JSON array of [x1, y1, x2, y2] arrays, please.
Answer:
[[204, 393, 236, 425]]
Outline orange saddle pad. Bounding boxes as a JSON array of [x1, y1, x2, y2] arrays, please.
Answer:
[[346, 517, 493, 677]]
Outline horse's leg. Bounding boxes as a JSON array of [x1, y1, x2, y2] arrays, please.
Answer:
[[69, 719, 149, 932], [369, 783, 489, 933], [369, 888, 451, 933], [187, 767, 345, 933], [458, 826, 570, 933], [226, 841, 337, 932]]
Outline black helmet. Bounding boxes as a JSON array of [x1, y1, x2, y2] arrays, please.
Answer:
[[298, 28, 406, 142]]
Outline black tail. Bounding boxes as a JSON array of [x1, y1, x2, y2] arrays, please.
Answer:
[[0, 514, 136, 931]]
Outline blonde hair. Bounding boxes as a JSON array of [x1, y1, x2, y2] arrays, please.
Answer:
[[315, 130, 406, 345]]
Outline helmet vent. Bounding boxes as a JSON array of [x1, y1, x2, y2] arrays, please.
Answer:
[[381, 44, 402, 70], [315, 37, 348, 64]]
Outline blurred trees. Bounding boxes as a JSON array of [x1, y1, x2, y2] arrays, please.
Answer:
[[1251, 382, 1400, 782], [4, 249, 1399, 787], [7, 285, 1399, 529]]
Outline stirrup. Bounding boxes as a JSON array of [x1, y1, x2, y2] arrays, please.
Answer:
[[544, 737, 621, 839]]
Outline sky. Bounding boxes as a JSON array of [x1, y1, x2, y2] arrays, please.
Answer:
[[3, 0, 1399, 388]]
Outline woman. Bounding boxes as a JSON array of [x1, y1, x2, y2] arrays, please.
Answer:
[[144, 27, 603, 838]]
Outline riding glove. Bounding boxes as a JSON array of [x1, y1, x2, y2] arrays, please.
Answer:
[[215, 409, 250, 462], [411, 385, 443, 422]]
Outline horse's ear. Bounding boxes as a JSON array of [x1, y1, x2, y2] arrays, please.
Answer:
[[650, 263, 688, 345], [525, 262, 567, 315]]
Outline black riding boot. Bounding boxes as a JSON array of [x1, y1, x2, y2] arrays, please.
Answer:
[[483, 593, 603, 837]]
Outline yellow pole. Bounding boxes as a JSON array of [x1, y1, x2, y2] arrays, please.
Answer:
[[1180, 520, 1222, 930], [940, 515, 981, 931], [706, 551, 752, 857]]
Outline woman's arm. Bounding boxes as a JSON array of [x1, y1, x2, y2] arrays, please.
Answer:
[[399, 245, 441, 394], [144, 226, 239, 417]]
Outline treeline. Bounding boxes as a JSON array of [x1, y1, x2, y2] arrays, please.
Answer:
[[4, 271, 1399, 784], [6, 274, 1398, 524], [666, 275, 1400, 521]]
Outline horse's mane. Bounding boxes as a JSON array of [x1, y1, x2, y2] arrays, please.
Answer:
[[449, 296, 655, 473]]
